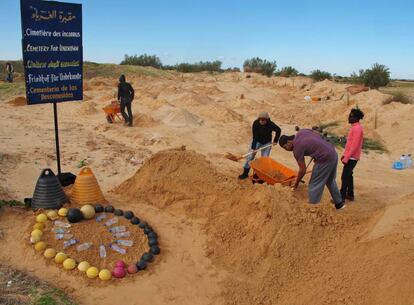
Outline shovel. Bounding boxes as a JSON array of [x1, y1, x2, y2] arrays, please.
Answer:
[[225, 143, 274, 162]]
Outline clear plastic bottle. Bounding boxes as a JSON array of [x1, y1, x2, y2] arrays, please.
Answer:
[[116, 240, 133, 247], [52, 228, 67, 234], [55, 233, 73, 240], [113, 231, 130, 238], [54, 220, 71, 228], [63, 239, 79, 248], [96, 214, 107, 222], [109, 243, 126, 254], [104, 217, 119, 227], [400, 154, 407, 169], [99, 244, 106, 258], [108, 226, 126, 233], [407, 154, 413, 168], [76, 242, 93, 252]]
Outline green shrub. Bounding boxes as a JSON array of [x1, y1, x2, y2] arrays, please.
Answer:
[[175, 60, 222, 73], [278, 66, 298, 77], [362, 63, 390, 89], [120, 54, 162, 69], [243, 57, 277, 77], [310, 70, 332, 81], [383, 91, 412, 104]]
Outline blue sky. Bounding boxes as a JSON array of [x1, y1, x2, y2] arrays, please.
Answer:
[[2, 0, 414, 78]]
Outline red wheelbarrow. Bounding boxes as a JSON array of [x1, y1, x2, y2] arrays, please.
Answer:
[[250, 157, 312, 186]]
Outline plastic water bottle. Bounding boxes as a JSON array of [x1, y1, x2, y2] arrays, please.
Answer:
[[113, 231, 130, 238], [108, 226, 126, 233], [55, 233, 73, 240], [63, 239, 79, 248], [52, 228, 67, 234], [400, 154, 408, 168], [99, 244, 107, 258], [76, 242, 93, 252], [104, 217, 119, 227], [96, 214, 107, 222], [109, 243, 126, 254], [116, 240, 133, 247], [407, 154, 413, 168], [54, 220, 71, 228]]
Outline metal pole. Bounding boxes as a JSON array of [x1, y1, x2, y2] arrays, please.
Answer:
[[53, 102, 61, 175]]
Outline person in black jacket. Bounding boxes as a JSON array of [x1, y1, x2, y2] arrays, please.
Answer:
[[239, 111, 281, 179], [117, 75, 135, 127]]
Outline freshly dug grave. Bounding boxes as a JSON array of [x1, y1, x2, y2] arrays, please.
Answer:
[[37, 214, 149, 270], [117, 148, 414, 305]]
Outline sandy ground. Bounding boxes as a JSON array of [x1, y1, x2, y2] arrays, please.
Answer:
[[0, 71, 413, 305]]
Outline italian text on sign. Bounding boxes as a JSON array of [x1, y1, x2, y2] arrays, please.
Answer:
[[20, 0, 83, 105]]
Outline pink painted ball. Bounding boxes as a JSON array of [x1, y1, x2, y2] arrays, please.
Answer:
[[115, 260, 126, 269], [112, 266, 126, 278], [127, 264, 138, 274]]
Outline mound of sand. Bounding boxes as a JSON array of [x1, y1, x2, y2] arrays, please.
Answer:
[[152, 104, 204, 128], [116, 149, 414, 305], [7, 96, 27, 107], [78, 101, 98, 115]]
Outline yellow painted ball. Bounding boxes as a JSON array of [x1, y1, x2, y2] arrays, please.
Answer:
[[80, 205, 95, 220], [54, 252, 68, 264], [36, 213, 48, 223], [77, 261, 90, 272], [31, 229, 43, 239], [44, 248, 56, 259], [63, 258, 77, 270], [47, 210, 59, 220], [33, 222, 45, 230], [30, 235, 41, 244], [58, 208, 68, 217], [86, 266, 99, 279], [99, 269, 112, 281], [34, 241, 47, 251]]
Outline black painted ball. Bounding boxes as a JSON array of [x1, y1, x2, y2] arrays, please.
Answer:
[[67, 208, 83, 223], [141, 252, 154, 262], [147, 231, 158, 239], [124, 211, 134, 219], [130, 217, 140, 225], [104, 205, 114, 213], [148, 237, 158, 247], [136, 260, 147, 270], [114, 209, 123, 216], [138, 221, 147, 229], [150, 246, 160, 255], [144, 226, 153, 234], [94, 204, 104, 213]]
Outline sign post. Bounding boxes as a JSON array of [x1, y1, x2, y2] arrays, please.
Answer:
[[20, 0, 83, 176]]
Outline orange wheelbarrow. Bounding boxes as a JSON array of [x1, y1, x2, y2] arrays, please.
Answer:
[[250, 157, 312, 186], [102, 101, 123, 123]]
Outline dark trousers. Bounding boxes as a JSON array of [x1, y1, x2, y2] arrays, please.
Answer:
[[340, 160, 358, 199], [120, 100, 133, 125]]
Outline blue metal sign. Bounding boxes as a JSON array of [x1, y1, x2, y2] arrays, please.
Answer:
[[21, 0, 83, 105]]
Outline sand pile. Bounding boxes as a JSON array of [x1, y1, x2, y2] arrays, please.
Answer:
[[115, 148, 414, 305], [7, 96, 27, 107], [78, 101, 98, 115], [152, 104, 204, 128]]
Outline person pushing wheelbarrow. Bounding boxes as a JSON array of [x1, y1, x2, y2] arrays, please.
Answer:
[[238, 111, 281, 179], [117, 74, 135, 127]]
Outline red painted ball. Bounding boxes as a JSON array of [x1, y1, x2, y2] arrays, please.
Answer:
[[115, 260, 126, 269], [127, 264, 138, 274], [112, 266, 126, 278]]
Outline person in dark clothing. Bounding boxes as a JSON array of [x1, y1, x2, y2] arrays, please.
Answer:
[[117, 75, 135, 127], [5, 63, 14, 83], [238, 111, 281, 179]]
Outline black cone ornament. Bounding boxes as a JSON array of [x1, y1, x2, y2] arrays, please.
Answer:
[[32, 168, 68, 210]]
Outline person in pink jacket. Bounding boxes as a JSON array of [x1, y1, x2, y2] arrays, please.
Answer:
[[340, 108, 364, 201]]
